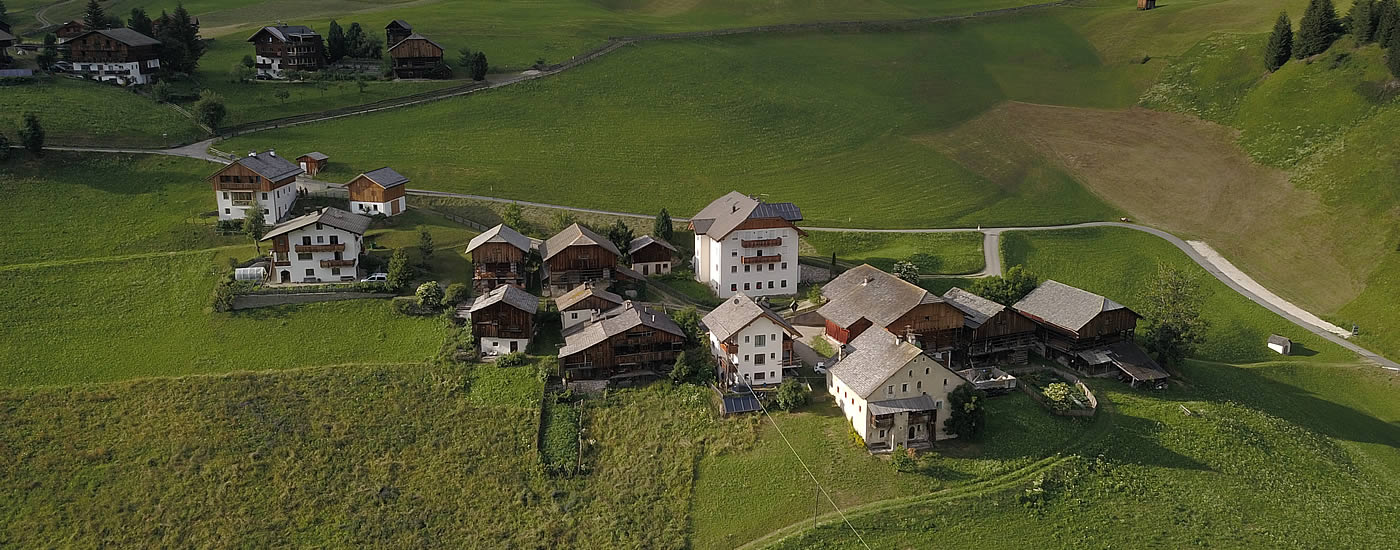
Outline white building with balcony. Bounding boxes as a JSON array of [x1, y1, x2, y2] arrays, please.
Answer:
[[260, 207, 371, 284], [702, 293, 803, 388], [209, 151, 303, 222], [826, 328, 966, 453], [690, 192, 804, 299]]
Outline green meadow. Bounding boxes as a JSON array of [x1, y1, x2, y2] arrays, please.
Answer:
[[802, 232, 985, 275], [0, 78, 204, 148]]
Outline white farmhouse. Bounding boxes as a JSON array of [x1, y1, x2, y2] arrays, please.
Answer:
[[208, 151, 303, 222], [826, 328, 966, 452], [260, 207, 371, 284], [689, 192, 804, 298], [702, 293, 803, 388]]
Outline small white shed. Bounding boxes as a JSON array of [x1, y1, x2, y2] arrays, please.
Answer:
[[235, 266, 267, 282], [1267, 334, 1292, 356]]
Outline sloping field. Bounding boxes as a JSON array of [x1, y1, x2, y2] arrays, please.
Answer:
[[0, 78, 204, 148]]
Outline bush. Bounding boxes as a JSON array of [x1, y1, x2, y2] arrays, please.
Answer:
[[773, 378, 809, 411], [891, 445, 917, 472], [670, 348, 713, 385], [391, 296, 437, 316], [1042, 382, 1075, 411], [943, 383, 988, 440], [386, 248, 413, 291], [444, 283, 470, 306], [416, 281, 444, 309], [496, 351, 529, 368]]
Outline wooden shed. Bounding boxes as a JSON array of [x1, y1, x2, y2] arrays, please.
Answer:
[[1138, 0, 1156, 10], [297, 152, 328, 177], [385, 20, 413, 48], [1267, 334, 1292, 356], [388, 33, 445, 79]]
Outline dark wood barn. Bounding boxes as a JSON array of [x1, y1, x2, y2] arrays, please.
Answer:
[[559, 302, 686, 380], [385, 20, 413, 47], [942, 287, 1038, 366], [388, 33, 444, 78], [296, 152, 328, 177], [819, 265, 966, 352], [541, 223, 620, 293], [1013, 280, 1140, 356], [465, 224, 533, 294]]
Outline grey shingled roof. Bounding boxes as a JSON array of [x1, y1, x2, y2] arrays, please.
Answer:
[[701, 293, 800, 344], [1104, 341, 1168, 381], [555, 283, 624, 312], [73, 28, 160, 47], [558, 301, 685, 357], [819, 264, 941, 329], [628, 235, 676, 256], [540, 223, 620, 261], [300, 152, 329, 161], [467, 284, 539, 315], [466, 224, 532, 255], [0, 29, 19, 42], [942, 287, 1005, 329], [390, 33, 444, 52], [1013, 280, 1134, 333], [1268, 334, 1291, 346], [828, 328, 925, 399], [261, 207, 371, 241], [249, 25, 318, 42], [867, 394, 938, 415], [689, 191, 802, 239], [217, 151, 302, 182], [387, 20, 413, 30], [360, 167, 409, 189]]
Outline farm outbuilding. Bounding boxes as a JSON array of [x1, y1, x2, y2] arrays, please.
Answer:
[[297, 152, 328, 177], [235, 267, 267, 282], [1138, 0, 1156, 9], [1267, 334, 1292, 356]]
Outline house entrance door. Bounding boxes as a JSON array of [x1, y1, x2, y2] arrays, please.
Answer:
[[280, 270, 290, 283], [908, 426, 916, 440], [509, 341, 519, 352]]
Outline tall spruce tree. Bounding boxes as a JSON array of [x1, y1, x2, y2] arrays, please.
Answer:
[[82, 0, 108, 30], [344, 22, 366, 57], [327, 20, 346, 63], [1379, 0, 1400, 47], [128, 8, 153, 37], [1351, 0, 1377, 41], [471, 51, 488, 80], [0, 0, 9, 26], [19, 113, 44, 155], [1297, 0, 1343, 58], [654, 209, 674, 243], [1266, 12, 1295, 71], [1389, 34, 1400, 77]]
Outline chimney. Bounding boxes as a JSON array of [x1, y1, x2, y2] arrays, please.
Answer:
[[904, 325, 916, 344], [269, 150, 276, 157], [732, 296, 740, 305], [862, 277, 873, 286], [248, 151, 257, 157]]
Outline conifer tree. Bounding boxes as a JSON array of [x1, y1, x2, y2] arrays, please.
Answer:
[[654, 209, 674, 243], [1350, 0, 1377, 41], [127, 7, 153, 37], [1389, 34, 1400, 77], [0, 1, 9, 27], [327, 20, 346, 63], [1379, 0, 1400, 47], [82, 0, 108, 30], [1266, 12, 1295, 71], [1296, 0, 1343, 58]]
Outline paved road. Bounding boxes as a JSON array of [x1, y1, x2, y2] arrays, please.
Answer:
[[36, 138, 225, 163]]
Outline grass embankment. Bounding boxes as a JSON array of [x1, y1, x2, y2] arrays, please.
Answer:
[[223, 21, 1150, 228], [0, 78, 205, 147], [802, 232, 984, 275]]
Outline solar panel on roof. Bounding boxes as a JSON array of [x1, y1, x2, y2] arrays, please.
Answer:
[[751, 202, 803, 221]]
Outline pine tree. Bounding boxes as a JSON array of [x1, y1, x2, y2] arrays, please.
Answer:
[[1351, 0, 1377, 41], [0, 0, 9, 26], [654, 209, 674, 243], [170, 4, 205, 70], [1266, 12, 1295, 71], [327, 20, 346, 63], [127, 7, 153, 37], [344, 22, 366, 58], [82, 0, 107, 30], [1389, 34, 1400, 77], [470, 51, 488, 81], [1379, 0, 1400, 47], [1296, 0, 1343, 58], [19, 113, 44, 155]]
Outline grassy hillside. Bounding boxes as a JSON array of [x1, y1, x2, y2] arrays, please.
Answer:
[[0, 78, 205, 147], [801, 232, 985, 275]]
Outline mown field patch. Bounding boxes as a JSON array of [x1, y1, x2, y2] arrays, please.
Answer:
[[803, 232, 984, 275]]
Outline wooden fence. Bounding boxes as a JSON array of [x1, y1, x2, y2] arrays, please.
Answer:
[[1012, 365, 1099, 417]]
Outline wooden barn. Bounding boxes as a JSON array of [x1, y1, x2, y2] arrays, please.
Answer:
[[385, 20, 414, 47], [556, 282, 624, 331], [1013, 280, 1140, 356], [460, 284, 539, 356], [296, 152, 328, 177], [208, 150, 302, 222], [1138, 0, 1156, 10], [55, 20, 86, 40], [627, 235, 676, 276], [558, 301, 687, 381], [387, 33, 444, 79], [247, 25, 325, 79], [819, 264, 966, 353], [465, 224, 533, 294], [346, 167, 408, 216], [541, 223, 621, 294], [942, 287, 1038, 367]]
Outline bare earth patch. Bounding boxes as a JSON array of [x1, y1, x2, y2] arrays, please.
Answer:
[[922, 101, 1368, 313]]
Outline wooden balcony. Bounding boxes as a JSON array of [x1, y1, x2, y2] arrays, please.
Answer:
[[741, 254, 782, 265], [231, 199, 258, 207], [296, 243, 345, 253], [216, 182, 261, 191], [320, 259, 356, 268], [741, 237, 782, 248]]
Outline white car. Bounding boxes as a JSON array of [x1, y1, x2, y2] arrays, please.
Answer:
[[813, 362, 827, 374], [362, 273, 388, 282]]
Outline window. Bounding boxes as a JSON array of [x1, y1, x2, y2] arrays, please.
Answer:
[[730, 284, 737, 292], [887, 385, 894, 396], [331, 268, 341, 275], [878, 429, 885, 438], [571, 312, 578, 319], [770, 371, 775, 379], [782, 262, 788, 269], [925, 367, 930, 375], [754, 371, 766, 381], [781, 280, 787, 288], [744, 265, 751, 273], [222, 192, 229, 199], [917, 381, 922, 390], [757, 250, 764, 256], [224, 208, 230, 214], [754, 354, 765, 365], [754, 334, 765, 346], [305, 269, 315, 276], [744, 283, 751, 291], [263, 209, 270, 215], [902, 383, 908, 392], [302, 236, 312, 245], [944, 378, 948, 388], [315, 223, 322, 230], [768, 281, 774, 289], [744, 335, 750, 343], [770, 353, 775, 359], [316, 236, 324, 244], [731, 251, 738, 257], [261, 193, 268, 200], [731, 266, 737, 273], [768, 264, 774, 271], [756, 264, 762, 272], [298, 253, 312, 260], [744, 355, 750, 362], [330, 236, 338, 245]]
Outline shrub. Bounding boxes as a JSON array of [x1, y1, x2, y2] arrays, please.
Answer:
[[386, 248, 412, 291], [436, 320, 477, 364], [943, 383, 988, 440], [891, 445, 917, 472], [416, 281, 444, 309], [1043, 382, 1074, 411], [391, 296, 436, 316], [773, 378, 809, 411], [496, 351, 529, 368], [444, 283, 470, 306], [211, 275, 237, 312]]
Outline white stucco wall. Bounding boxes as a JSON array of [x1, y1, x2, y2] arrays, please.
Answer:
[[271, 224, 363, 283], [482, 336, 530, 355], [255, 55, 282, 78], [828, 353, 963, 444], [696, 227, 800, 299], [715, 317, 790, 386], [561, 307, 601, 330], [217, 183, 298, 222], [72, 59, 159, 85], [631, 261, 671, 276], [349, 197, 406, 217]]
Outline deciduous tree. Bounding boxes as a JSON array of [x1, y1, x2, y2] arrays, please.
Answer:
[[670, 306, 704, 345], [1266, 12, 1294, 71], [194, 89, 226, 129], [19, 113, 43, 155], [654, 208, 674, 242], [773, 378, 809, 411], [502, 202, 525, 230], [551, 211, 578, 234], [443, 283, 470, 306], [1139, 263, 1209, 368], [969, 265, 1039, 306], [416, 281, 443, 309], [1296, 0, 1343, 58], [274, 88, 290, 103], [244, 208, 267, 254], [943, 383, 987, 440], [893, 260, 920, 284]]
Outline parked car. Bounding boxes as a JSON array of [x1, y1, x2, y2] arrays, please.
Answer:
[[813, 361, 827, 374], [362, 273, 388, 282]]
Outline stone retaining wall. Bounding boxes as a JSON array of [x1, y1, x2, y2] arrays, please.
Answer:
[[231, 292, 392, 310]]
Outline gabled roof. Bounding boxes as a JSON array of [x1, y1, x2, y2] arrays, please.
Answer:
[[69, 27, 161, 47], [556, 283, 624, 311], [828, 328, 927, 399], [1268, 334, 1291, 346], [1013, 280, 1135, 333], [0, 29, 19, 42], [1096, 341, 1168, 382], [942, 287, 1005, 329], [358, 167, 409, 189], [559, 301, 684, 357], [260, 207, 371, 240], [467, 284, 539, 315], [702, 293, 800, 344], [540, 223, 620, 260], [386, 19, 413, 30], [299, 152, 328, 161], [819, 264, 943, 329], [213, 151, 303, 182], [389, 33, 444, 52], [248, 25, 319, 42], [466, 224, 532, 254], [628, 235, 676, 255], [689, 191, 802, 238]]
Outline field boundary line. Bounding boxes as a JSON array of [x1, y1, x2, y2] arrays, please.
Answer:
[[0, 244, 248, 272]]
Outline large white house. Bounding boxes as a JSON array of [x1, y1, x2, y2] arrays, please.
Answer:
[[702, 293, 803, 388], [260, 207, 371, 284], [209, 151, 303, 222], [64, 28, 162, 86], [827, 328, 966, 452], [689, 191, 804, 299]]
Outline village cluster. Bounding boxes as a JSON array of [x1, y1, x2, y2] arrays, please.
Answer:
[[210, 152, 1177, 453]]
